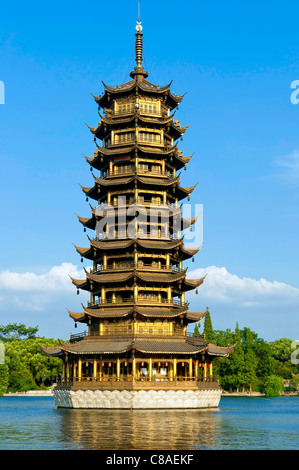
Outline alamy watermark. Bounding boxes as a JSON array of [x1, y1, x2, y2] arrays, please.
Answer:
[[0, 81, 4, 104], [290, 80, 299, 105], [93, 199, 203, 247], [0, 341, 4, 364], [291, 340, 299, 365]]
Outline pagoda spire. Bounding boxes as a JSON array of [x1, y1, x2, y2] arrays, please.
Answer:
[[130, 7, 148, 80]]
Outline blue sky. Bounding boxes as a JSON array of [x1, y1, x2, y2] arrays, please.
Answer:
[[0, 0, 298, 341]]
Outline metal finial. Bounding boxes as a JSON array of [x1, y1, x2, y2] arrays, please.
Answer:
[[130, 4, 148, 79], [135, 4, 143, 66]]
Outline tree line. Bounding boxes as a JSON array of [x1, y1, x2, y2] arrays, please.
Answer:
[[0, 317, 298, 397], [196, 309, 299, 396]]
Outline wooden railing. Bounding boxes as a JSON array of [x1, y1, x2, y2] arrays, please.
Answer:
[[70, 331, 202, 343], [91, 263, 184, 274], [104, 168, 172, 178], [87, 298, 188, 308], [55, 376, 219, 391], [99, 200, 177, 209]]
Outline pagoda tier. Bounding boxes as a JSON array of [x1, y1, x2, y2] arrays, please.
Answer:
[[80, 174, 197, 203], [87, 113, 189, 141], [84, 144, 193, 172], [44, 18, 235, 409], [44, 337, 235, 358], [74, 237, 200, 262], [67, 307, 207, 324], [93, 79, 184, 111], [76, 204, 199, 232]]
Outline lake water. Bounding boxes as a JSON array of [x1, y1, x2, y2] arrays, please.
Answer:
[[0, 396, 298, 450]]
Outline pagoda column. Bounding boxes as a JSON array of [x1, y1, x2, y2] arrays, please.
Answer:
[[66, 360, 70, 380], [117, 357, 120, 381], [166, 253, 170, 269], [189, 358, 192, 378], [169, 361, 173, 381], [93, 358, 97, 379], [149, 357, 152, 381], [132, 356, 136, 379], [173, 358, 177, 378], [78, 357, 82, 381], [73, 362, 77, 380], [203, 362, 207, 381], [210, 362, 213, 378]]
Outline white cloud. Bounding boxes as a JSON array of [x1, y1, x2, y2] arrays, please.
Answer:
[[0, 263, 87, 319], [187, 265, 299, 305], [0, 262, 84, 292], [187, 266, 299, 340]]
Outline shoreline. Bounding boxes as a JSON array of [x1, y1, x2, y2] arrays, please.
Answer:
[[2, 390, 53, 397], [2, 390, 297, 398]]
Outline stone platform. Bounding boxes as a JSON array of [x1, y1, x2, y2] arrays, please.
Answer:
[[53, 388, 222, 409]]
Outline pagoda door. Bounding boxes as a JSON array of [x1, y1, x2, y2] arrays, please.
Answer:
[[82, 361, 93, 379], [177, 361, 188, 379], [120, 360, 132, 380]]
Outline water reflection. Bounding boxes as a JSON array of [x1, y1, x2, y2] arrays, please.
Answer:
[[57, 408, 222, 450]]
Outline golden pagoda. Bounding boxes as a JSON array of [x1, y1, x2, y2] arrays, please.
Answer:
[[43, 17, 234, 409]]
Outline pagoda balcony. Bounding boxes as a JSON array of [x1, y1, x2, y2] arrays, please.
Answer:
[[70, 330, 203, 343], [56, 376, 220, 392], [91, 263, 185, 274], [109, 136, 164, 148], [105, 199, 177, 209], [93, 232, 180, 241], [105, 106, 167, 119], [104, 168, 172, 178], [87, 298, 188, 308]]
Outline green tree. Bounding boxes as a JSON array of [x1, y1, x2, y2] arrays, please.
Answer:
[[243, 347, 258, 391], [254, 339, 276, 378], [193, 323, 200, 338], [0, 364, 9, 395], [262, 375, 284, 397], [203, 308, 215, 343], [219, 342, 246, 392], [0, 323, 39, 342], [234, 322, 242, 343], [9, 370, 37, 392], [5, 337, 62, 389]]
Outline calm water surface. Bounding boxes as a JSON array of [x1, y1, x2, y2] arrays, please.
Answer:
[[0, 396, 298, 450]]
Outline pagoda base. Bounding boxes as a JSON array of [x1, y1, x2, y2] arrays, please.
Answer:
[[53, 388, 222, 409]]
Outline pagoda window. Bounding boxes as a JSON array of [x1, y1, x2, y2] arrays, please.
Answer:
[[139, 163, 148, 172], [112, 164, 134, 175], [138, 131, 161, 145], [151, 165, 161, 174], [112, 194, 133, 206], [114, 131, 135, 145], [115, 101, 134, 116], [139, 100, 160, 116]]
